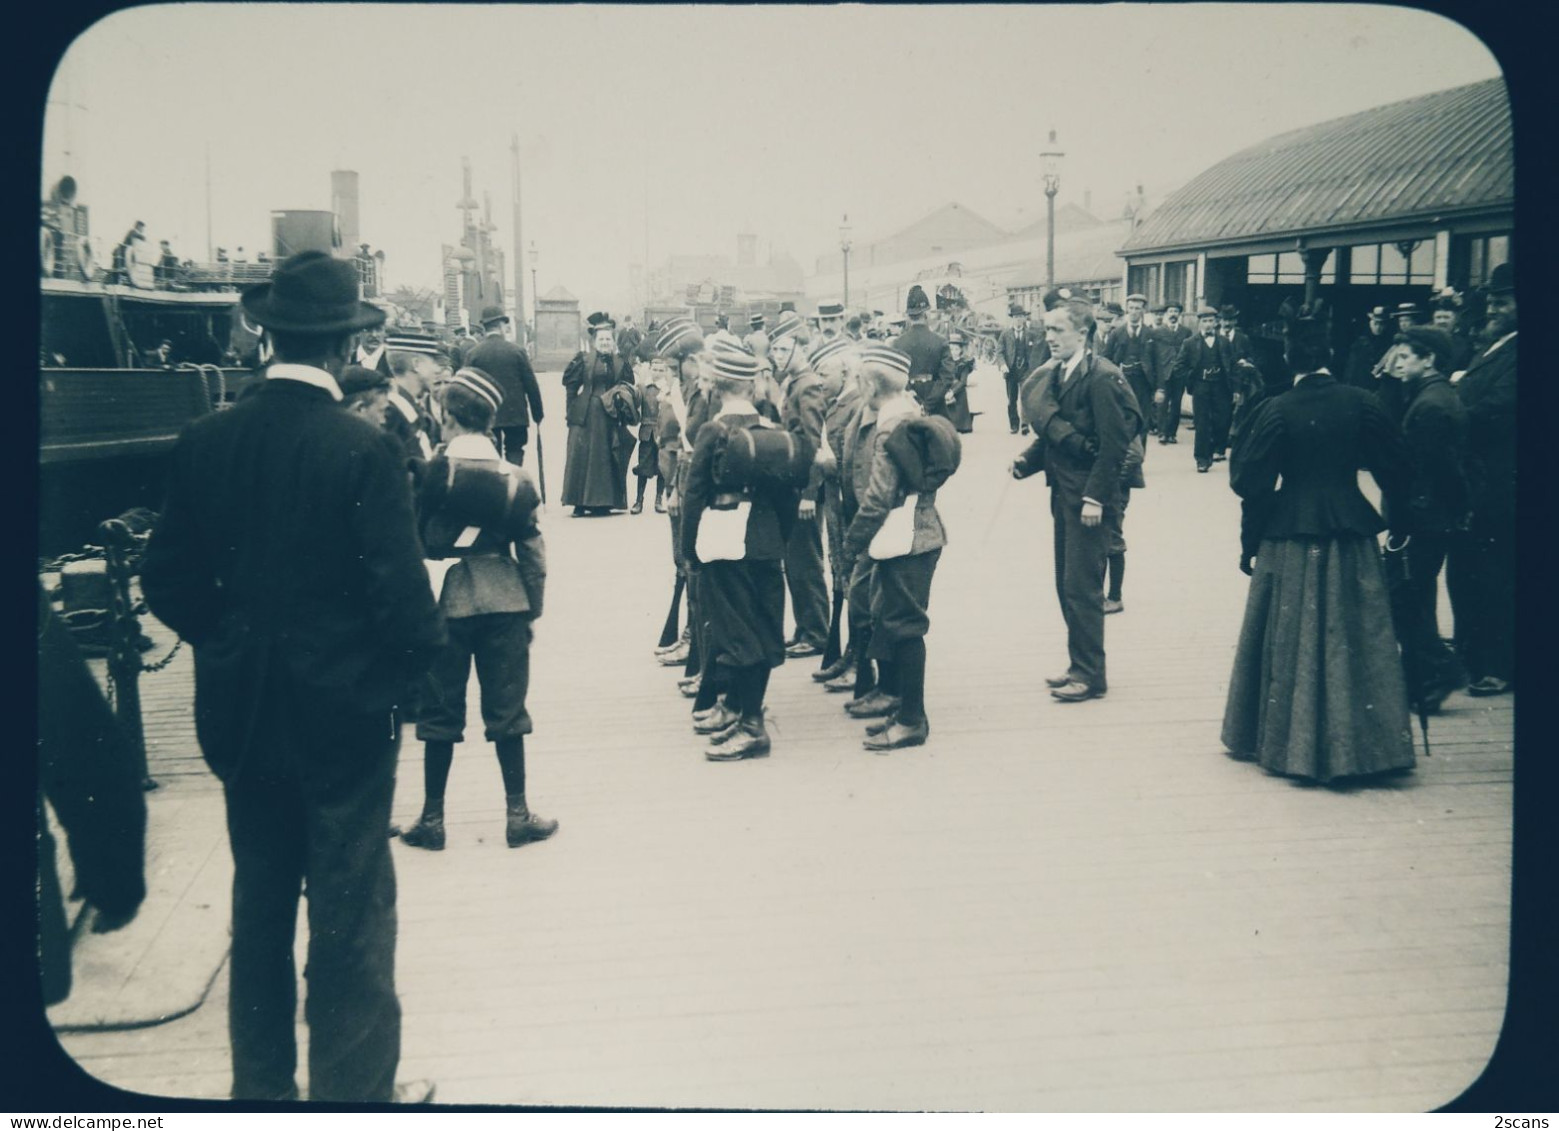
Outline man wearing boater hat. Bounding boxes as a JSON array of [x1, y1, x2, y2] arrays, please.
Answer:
[[466, 304, 545, 467], [140, 250, 444, 1103]]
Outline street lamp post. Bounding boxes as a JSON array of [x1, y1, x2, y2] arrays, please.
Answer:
[[1040, 129, 1064, 288], [839, 214, 853, 310], [528, 240, 539, 346]]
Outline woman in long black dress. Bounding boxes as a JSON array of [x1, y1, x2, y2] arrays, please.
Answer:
[[561, 314, 634, 515], [1222, 305, 1416, 784]]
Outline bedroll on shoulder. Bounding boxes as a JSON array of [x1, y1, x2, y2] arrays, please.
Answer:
[[419, 456, 542, 556], [712, 424, 816, 491], [884, 415, 962, 492]]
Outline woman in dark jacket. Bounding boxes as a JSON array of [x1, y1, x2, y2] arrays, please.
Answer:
[[560, 316, 634, 515], [1222, 305, 1416, 784]]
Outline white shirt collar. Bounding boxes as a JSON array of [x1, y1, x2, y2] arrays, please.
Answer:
[[357, 344, 385, 367], [715, 396, 758, 419], [874, 391, 919, 429], [1061, 350, 1087, 383], [1294, 367, 1333, 384], [1483, 330, 1517, 357], [266, 363, 342, 402], [443, 432, 501, 460]]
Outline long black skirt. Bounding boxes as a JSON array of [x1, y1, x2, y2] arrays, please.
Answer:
[[700, 559, 786, 670], [1221, 534, 1414, 783]]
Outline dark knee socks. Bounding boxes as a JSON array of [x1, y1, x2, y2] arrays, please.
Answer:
[[421, 741, 455, 810], [494, 736, 527, 803], [853, 624, 877, 696], [1107, 552, 1125, 601], [895, 638, 927, 725], [635, 476, 648, 506]]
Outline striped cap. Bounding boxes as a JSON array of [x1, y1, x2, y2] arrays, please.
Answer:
[[449, 367, 504, 412], [807, 337, 852, 370], [710, 351, 760, 382], [656, 317, 702, 357], [385, 331, 445, 357], [709, 332, 754, 357], [817, 302, 845, 318], [858, 345, 911, 377], [769, 311, 804, 341], [749, 313, 765, 329]]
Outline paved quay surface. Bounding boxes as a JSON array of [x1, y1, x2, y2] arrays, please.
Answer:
[[53, 365, 1514, 1111]]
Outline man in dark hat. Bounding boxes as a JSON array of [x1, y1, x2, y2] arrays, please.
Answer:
[[338, 363, 392, 422], [1216, 305, 1265, 446], [466, 304, 545, 466], [999, 302, 1046, 434], [1448, 261, 1517, 697], [1344, 305, 1394, 392], [1173, 306, 1238, 471], [894, 285, 956, 421], [355, 324, 392, 378], [817, 301, 846, 342], [1393, 302, 1422, 333], [140, 250, 445, 1103]]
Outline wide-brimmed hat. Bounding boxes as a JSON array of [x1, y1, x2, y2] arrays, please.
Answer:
[[1218, 304, 1240, 320], [1393, 302, 1421, 320], [240, 250, 385, 335], [1008, 302, 1027, 318], [817, 302, 845, 319], [479, 305, 510, 326]]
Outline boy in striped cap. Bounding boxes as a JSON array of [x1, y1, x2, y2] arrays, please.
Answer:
[[774, 317, 831, 659], [400, 366, 557, 851], [384, 331, 447, 465], [808, 337, 865, 683], [679, 350, 806, 761], [841, 346, 951, 749]]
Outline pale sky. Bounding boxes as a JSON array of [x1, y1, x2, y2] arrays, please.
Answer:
[[43, 3, 1501, 314]]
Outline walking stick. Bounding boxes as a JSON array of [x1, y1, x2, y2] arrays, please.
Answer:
[[535, 427, 547, 504], [820, 587, 845, 668], [658, 573, 686, 649]]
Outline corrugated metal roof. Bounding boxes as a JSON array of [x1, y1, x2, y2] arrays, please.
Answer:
[[1122, 78, 1511, 255]]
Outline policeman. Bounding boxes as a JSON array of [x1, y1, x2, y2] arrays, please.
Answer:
[[894, 285, 956, 419]]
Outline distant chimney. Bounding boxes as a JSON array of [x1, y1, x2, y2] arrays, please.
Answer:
[[331, 170, 360, 252], [737, 232, 757, 267]]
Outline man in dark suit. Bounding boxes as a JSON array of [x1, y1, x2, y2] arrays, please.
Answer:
[[1448, 262, 1516, 697], [1102, 292, 1156, 441], [1380, 327, 1470, 714], [139, 251, 445, 1104], [893, 285, 955, 419], [1173, 306, 1238, 471], [1343, 305, 1394, 391], [1150, 301, 1193, 443], [1218, 304, 1267, 444], [998, 302, 1044, 434], [1011, 300, 1133, 703], [354, 324, 392, 378], [467, 305, 545, 466]]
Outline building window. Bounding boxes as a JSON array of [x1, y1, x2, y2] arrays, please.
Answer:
[[1248, 250, 1336, 285], [1348, 241, 1434, 285], [1128, 263, 1161, 302], [1466, 235, 1510, 287]]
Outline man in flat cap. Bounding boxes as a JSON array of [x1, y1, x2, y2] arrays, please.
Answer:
[[1448, 262, 1517, 698], [1173, 306, 1238, 472], [466, 305, 545, 467], [1102, 293, 1156, 443], [140, 251, 444, 1103], [999, 302, 1046, 435], [1150, 301, 1193, 443]]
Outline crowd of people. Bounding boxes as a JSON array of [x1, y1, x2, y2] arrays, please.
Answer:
[[118, 242, 1517, 1103]]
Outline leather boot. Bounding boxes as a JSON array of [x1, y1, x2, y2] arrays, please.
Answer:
[[844, 689, 900, 718], [505, 798, 558, 847], [706, 717, 771, 761], [693, 701, 741, 734], [399, 805, 446, 851], [813, 646, 855, 683]]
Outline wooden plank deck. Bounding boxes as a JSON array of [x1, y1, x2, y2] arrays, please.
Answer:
[[54, 365, 1514, 1110]]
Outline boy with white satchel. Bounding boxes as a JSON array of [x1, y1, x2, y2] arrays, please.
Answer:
[[841, 346, 961, 751]]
